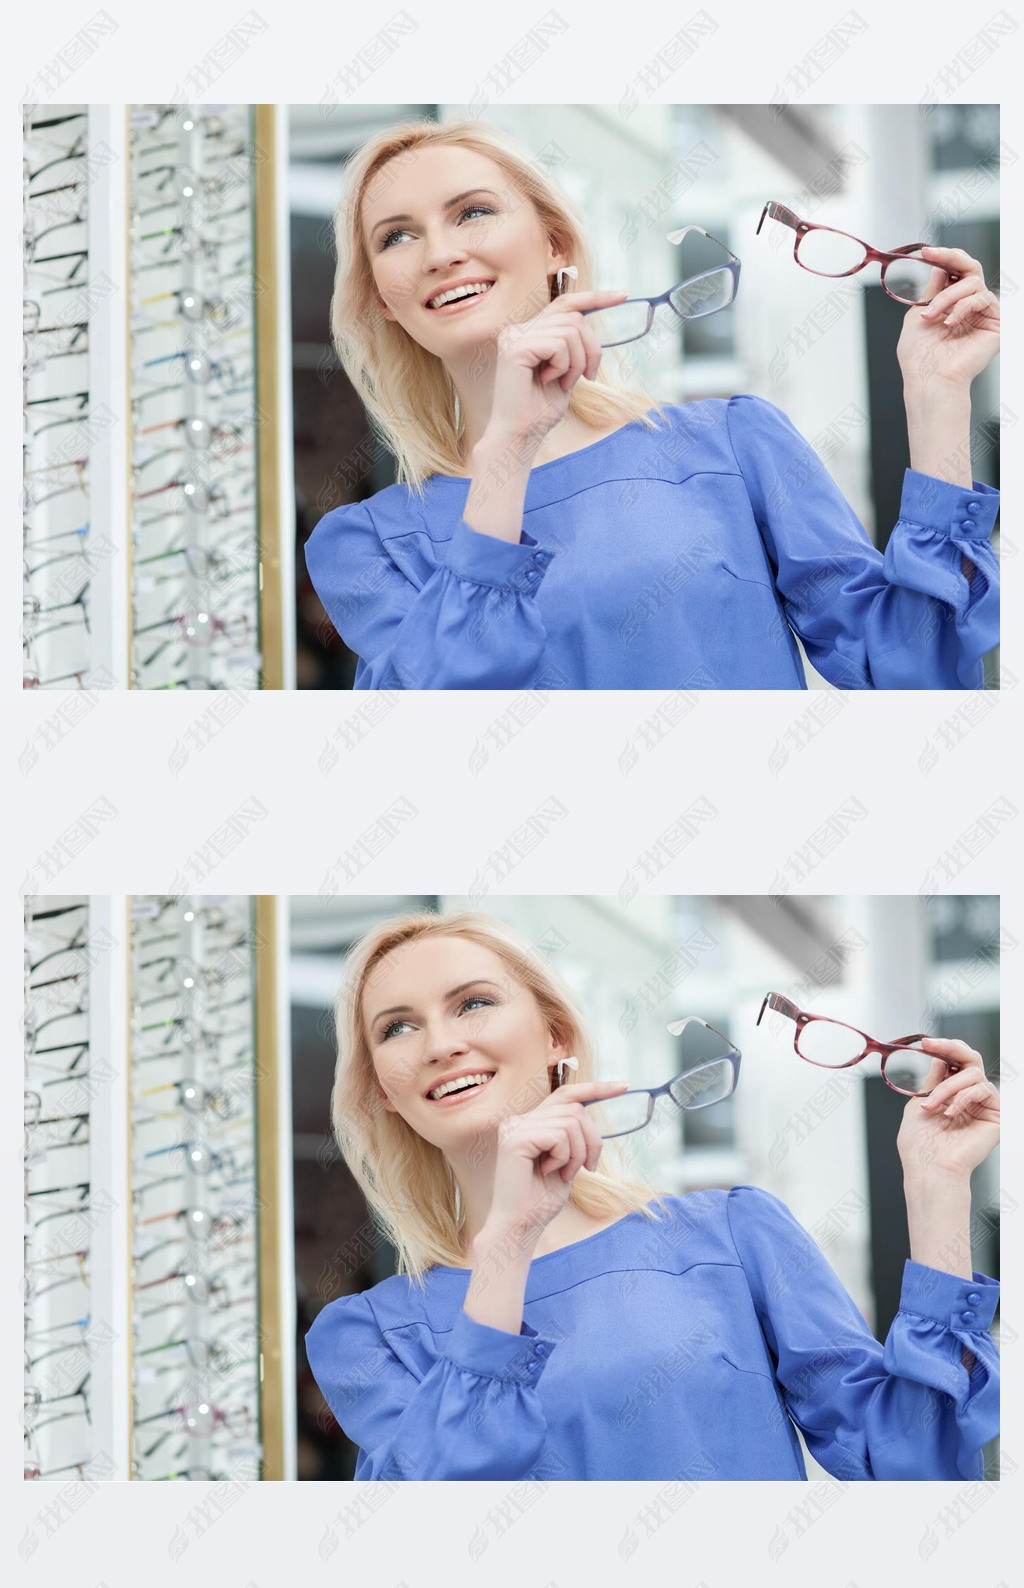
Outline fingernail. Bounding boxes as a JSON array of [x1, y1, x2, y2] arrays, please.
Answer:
[[944, 1104, 956, 1116], [944, 314, 954, 325]]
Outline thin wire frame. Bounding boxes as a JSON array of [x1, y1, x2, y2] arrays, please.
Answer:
[[581, 225, 741, 348], [580, 1017, 741, 1138], [755, 200, 962, 306], [756, 991, 957, 1097]]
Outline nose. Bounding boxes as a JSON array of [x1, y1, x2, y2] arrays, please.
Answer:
[[423, 1014, 470, 1072], [421, 223, 470, 278]]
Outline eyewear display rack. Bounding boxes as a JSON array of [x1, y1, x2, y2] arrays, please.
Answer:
[[23, 896, 291, 1481], [23, 105, 291, 691]]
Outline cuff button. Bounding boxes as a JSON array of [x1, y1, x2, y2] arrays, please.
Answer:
[[967, 502, 982, 514], [962, 1311, 976, 1323], [960, 520, 976, 531], [967, 1292, 981, 1305]]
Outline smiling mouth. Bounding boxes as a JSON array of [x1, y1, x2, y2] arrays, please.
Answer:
[[426, 1072, 496, 1103], [426, 281, 495, 311]]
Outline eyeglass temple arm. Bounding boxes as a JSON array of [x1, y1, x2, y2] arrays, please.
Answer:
[[665, 1014, 712, 1036], [756, 202, 800, 236], [665, 224, 740, 264], [757, 991, 799, 1026]]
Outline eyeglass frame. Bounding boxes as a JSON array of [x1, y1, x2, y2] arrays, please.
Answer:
[[580, 225, 741, 348], [755, 201, 962, 306], [757, 991, 961, 1097], [581, 1016, 741, 1138]]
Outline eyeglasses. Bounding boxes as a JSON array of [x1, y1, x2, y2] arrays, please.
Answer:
[[757, 992, 959, 1096], [756, 201, 962, 306], [581, 1018, 740, 1137], [582, 225, 741, 348]]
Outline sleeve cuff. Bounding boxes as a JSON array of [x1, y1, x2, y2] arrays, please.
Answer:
[[445, 518, 556, 593], [447, 1309, 557, 1384], [899, 470, 1000, 540], [899, 1260, 999, 1331]]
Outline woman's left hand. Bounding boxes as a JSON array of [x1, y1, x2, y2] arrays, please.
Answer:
[[897, 246, 1000, 388], [897, 1037, 1000, 1181]]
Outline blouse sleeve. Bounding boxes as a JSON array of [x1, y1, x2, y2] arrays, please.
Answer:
[[725, 394, 999, 689], [726, 1185, 999, 1480], [304, 1292, 559, 1480], [303, 499, 558, 689]]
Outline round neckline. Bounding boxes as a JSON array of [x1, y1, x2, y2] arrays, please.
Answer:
[[430, 412, 655, 483], [433, 1198, 660, 1273]]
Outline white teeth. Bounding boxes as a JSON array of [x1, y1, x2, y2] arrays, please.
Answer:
[[429, 281, 493, 309], [428, 1072, 495, 1101]]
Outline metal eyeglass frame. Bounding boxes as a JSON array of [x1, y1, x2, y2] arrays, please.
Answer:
[[581, 225, 741, 348], [755, 201, 962, 306], [756, 991, 959, 1097], [581, 1016, 741, 1138]]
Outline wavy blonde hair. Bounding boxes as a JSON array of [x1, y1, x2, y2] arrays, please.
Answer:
[[331, 119, 667, 490], [331, 909, 670, 1283]]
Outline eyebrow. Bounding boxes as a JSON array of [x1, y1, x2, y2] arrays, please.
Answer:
[[370, 978, 502, 1029], [368, 188, 500, 239]]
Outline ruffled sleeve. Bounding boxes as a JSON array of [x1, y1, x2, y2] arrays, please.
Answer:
[[303, 497, 558, 689], [305, 1292, 558, 1480], [726, 1184, 999, 1480], [726, 394, 999, 689]]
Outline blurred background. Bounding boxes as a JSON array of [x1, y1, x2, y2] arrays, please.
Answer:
[[289, 103, 1002, 689], [290, 892, 1003, 1479]]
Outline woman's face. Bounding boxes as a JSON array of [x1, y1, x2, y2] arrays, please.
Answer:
[[363, 934, 567, 1152], [361, 143, 566, 361]]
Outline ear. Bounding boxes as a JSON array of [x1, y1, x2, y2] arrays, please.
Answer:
[[376, 1086, 397, 1112], [376, 295, 396, 323]]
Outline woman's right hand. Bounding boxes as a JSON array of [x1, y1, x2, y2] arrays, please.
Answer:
[[486, 1079, 630, 1241], [483, 289, 629, 458]]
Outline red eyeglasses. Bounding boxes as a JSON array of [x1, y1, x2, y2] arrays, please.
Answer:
[[757, 992, 961, 1097], [756, 201, 962, 306]]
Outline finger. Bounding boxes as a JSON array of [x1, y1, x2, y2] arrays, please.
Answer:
[[558, 326, 588, 392], [943, 291, 1000, 332], [557, 1117, 589, 1182], [554, 288, 629, 309], [918, 245, 985, 281], [579, 1110, 604, 1172], [940, 1080, 999, 1121], [554, 1080, 629, 1100], [536, 335, 571, 385], [539, 1122, 580, 1177], [919, 1037, 985, 1071], [919, 276, 988, 319], [577, 318, 604, 381], [920, 1065, 989, 1110]]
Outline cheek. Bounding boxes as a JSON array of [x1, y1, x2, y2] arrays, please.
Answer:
[[374, 258, 420, 314]]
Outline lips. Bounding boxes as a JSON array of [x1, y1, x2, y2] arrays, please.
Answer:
[[425, 279, 495, 311], [425, 1070, 496, 1105]]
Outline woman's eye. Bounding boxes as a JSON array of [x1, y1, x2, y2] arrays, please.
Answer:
[[378, 206, 493, 249], [380, 1018, 411, 1040], [460, 995, 495, 1014]]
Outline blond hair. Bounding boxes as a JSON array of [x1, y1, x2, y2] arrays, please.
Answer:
[[331, 909, 669, 1282], [331, 118, 666, 490]]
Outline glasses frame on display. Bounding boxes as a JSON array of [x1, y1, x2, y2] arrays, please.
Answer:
[[580, 1017, 741, 1139], [756, 991, 960, 1097], [23, 103, 286, 691], [755, 201, 962, 306], [581, 225, 741, 348]]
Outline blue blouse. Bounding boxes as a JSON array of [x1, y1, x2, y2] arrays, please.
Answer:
[[304, 1186, 999, 1481], [304, 395, 999, 691]]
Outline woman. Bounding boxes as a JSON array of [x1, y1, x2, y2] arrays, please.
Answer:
[[303, 119, 1000, 690], [304, 910, 1000, 1480]]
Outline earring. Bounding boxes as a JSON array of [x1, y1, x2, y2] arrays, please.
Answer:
[[555, 265, 578, 297], [555, 1056, 579, 1086]]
